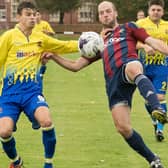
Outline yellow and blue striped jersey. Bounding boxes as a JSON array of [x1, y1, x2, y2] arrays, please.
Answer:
[[136, 16, 168, 65], [0, 27, 78, 95]]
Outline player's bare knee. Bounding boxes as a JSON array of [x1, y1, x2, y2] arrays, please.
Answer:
[[115, 124, 131, 137], [0, 128, 13, 138], [40, 119, 53, 128], [125, 61, 143, 81]]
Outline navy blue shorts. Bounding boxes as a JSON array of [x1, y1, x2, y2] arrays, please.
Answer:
[[106, 65, 136, 109], [0, 91, 48, 128]]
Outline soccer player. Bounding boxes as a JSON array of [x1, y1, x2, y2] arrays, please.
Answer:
[[0, 1, 78, 168], [34, 10, 55, 36], [136, 0, 168, 142], [136, 9, 146, 20], [42, 1, 168, 168]]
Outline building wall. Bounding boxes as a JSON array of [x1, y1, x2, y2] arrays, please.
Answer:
[[0, 0, 99, 30], [0, 0, 98, 29]]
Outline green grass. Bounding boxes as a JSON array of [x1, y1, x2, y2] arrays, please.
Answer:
[[0, 53, 168, 168]]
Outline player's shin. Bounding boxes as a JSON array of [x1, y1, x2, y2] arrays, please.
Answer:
[[42, 124, 56, 168], [125, 129, 155, 163], [0, 135, 18, 160], [134, 74, 161, 110]]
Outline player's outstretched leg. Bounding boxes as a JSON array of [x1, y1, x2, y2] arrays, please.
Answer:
[[134, 74, 168, 124], [42, 125, 56, 168]]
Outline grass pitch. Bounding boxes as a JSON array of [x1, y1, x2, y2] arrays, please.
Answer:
[[0, 53, 168, 168]]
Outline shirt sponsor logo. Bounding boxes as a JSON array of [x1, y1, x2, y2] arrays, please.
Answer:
[[16, 51, 38, 58], [105, 37, 125, 46]]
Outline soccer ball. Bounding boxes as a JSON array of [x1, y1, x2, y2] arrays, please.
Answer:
[[78, 31, 104, 58]]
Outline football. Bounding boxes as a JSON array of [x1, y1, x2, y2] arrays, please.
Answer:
[[78, 31, 104, 58]]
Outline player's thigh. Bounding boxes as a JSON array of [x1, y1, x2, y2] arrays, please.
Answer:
[[112, 105, 131, 128], [111, 105, 132, 137], [125, 60, 143, 81], [0, 98, 21, 137]]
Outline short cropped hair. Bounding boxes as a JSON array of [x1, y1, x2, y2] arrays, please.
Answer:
[[148, 0, 165, 8], [17, 1, 37, 15]]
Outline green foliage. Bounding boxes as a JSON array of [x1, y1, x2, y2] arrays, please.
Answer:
[[35, 0, 81, 13]]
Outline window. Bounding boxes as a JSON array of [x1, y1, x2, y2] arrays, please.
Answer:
[[11, 0, 21, 21], [0, 8, 6, 21], [49, 12, 60, 22], [78, 1, 97, 23]]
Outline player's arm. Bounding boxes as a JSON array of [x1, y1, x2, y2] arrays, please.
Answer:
[[0, 32, 10, 69], [43, 33, 78, 54], [42, 52, 90, 72], [145, 37, 168, 56], [136, 42, 156, 55], [132, 23, 168, 56]]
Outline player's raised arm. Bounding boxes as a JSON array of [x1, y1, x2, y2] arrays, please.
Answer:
[[145, 36, 168, 56], [42, 52, 90, 72]]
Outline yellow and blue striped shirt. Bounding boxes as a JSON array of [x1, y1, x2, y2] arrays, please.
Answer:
[[136, 16, 168, 65], [0, 27, 78, 95]]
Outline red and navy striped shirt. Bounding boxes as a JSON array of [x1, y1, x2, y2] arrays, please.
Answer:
[[101, 22, 149, 79]]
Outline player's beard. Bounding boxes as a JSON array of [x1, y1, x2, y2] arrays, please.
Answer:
[[102, 18, 117, 29]]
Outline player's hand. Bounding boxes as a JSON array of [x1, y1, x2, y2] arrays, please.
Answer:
[[41, 52, 54, 65], [144, 44, 156, 55]]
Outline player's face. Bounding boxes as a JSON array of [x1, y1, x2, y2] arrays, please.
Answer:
[[18, 8, 36, 30], [98, 2, 118, 28], [137, 11, 145, 20], [36, 12, 41, 23], [148, 5, 164, 23]]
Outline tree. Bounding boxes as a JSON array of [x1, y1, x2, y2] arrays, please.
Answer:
[[35, 0, 81, 24]]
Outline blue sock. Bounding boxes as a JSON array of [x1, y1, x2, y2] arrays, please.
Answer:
[[42, 126, 56, 167], [44, 163, 53, 168], [157, 101, 167, 131], [135, 74, 160, 110], [125, 130, 155, 162], [0, 136, 17, 159]]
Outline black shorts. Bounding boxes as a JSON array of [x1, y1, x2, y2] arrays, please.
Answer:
[[105, 65, 136, 109]]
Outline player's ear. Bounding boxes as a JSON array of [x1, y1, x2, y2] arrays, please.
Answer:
[[16, 14, 20, 22]]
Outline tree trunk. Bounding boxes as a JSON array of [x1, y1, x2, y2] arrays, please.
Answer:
[[59, 11, 64, 24]]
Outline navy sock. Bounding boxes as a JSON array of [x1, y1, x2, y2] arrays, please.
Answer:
[[145, 103, 157, 122], [42, 126, 56, 160], [44, 163, 53, 168], [125, 130, 155, 162], [135, 74, 160, 110], [0, 136, 17, 159]]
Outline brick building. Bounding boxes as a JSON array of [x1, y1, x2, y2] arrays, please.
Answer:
[[0, 0, 100, 32]]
